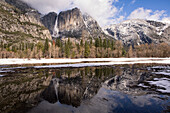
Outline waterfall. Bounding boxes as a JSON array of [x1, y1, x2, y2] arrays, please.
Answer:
[[52, 16, 59, 37], [53, 78, 59, 100]]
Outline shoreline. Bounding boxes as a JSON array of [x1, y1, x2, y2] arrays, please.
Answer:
[[0, 58, 170, 65]]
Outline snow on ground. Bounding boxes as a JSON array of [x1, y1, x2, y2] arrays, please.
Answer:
[[34, 60, 170, 68], [150, 66, 170, 69], [138, 83, 149, 88], [138, 78, 170, 93], [0, 58, 170, 65], [0, 74, 4, 77], [148, 78, 170, 93], [153, 72, 170, 76]]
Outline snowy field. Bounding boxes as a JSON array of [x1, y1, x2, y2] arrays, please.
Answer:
[[0, 58, 170, 65]]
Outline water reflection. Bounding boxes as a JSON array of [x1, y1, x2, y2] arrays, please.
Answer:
[[0, 65, 169, 113], [40, 67, 114, 107], [0, 68, 52, 113]]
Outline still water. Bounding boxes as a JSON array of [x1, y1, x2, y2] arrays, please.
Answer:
[[0, 64, 169, 113]]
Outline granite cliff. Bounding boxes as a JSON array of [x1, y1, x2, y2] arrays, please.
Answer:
[[41, 8, 107, 39], [41, 12, 58, 35]]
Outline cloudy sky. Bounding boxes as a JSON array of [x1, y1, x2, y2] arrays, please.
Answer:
[[22, 0, 170, 26]]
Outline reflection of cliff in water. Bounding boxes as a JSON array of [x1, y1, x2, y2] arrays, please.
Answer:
[[104, 67, 149, 95], [29, 65, 169, 113], [40, 65, 169, 108], [0, 68, 52, 113], [104, 65, 170, 96], [39, 66, 152, 107], [40, 67, 115, 107], [1, 65, 169, 113]]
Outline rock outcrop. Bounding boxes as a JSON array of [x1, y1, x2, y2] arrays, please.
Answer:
[[5, 0, 41, 21], [57, 8, 88, 38], [83, 13, 106, 38], [0, 0, 52, 47]]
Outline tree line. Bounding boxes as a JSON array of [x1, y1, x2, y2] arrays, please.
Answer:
[[0, 37, 169, 58]]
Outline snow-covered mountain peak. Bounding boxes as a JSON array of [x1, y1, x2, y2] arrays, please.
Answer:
[[121, 19, 148, 24], [104, 19, 170, 46]]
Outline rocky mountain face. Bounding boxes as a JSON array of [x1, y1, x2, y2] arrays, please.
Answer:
[[104, 19, 170, 46], [0, 0, 52, 47], [1, 0, 169, 46], [83, 13, 106, 38], [5, 0, 41, 20], [41, 12, 58, 35], [41, 8, 107, 39], [57, 8, 87, 38], [104, 67, 149, 95], [41, 7, 170, 46]]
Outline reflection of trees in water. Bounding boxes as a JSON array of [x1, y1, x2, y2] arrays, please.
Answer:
[[1, 65, 168, 112], [41, 66, 117, 107], [41, 66, 152, 107], [103, 65, 170, 96], [0, 69, 52, 113], [104, 67, 149, 95], [29, 65, 170, 113], [41, 65, 169, 108]]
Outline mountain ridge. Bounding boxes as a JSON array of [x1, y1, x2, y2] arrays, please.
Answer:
[[1, 0, 170, 47], [0, 0, 52, 47], [103, 19, 170, 46]]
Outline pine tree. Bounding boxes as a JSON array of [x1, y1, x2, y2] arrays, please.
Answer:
[[122, 48, 126, 57], [22, 42, 24, 51], [52, 40, 56, 58], [56, 39, 59, 47], [107, 40, 111, 49], [60, 41, 64, 57], [76, 43, 80, 53], [12, 46, 17, 53], [0, 40, 4, 51], [65, 41, 70, 58], [99, 38, 102, 47], [90, 38, 93, 47], [30, 43, 34, 51], [95, 38, 100, 57], [43, 38, 49, 57], [95, 38, 99, 48], [84, 41, 90, 58], [111, 39, 114, 50], [80, 39, 84, 47], [103, 39, 107, 49]]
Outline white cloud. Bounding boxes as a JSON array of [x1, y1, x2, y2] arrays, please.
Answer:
[[73, 0, 119, 26], [162, 17, 170, 24], [131, 0, 136, 4], [22, 0, 74, 13], [128, 8, 152, 20], [22, 0, 122, 27], [127, 7, 170, 23], [112, 16, 125, 24]]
